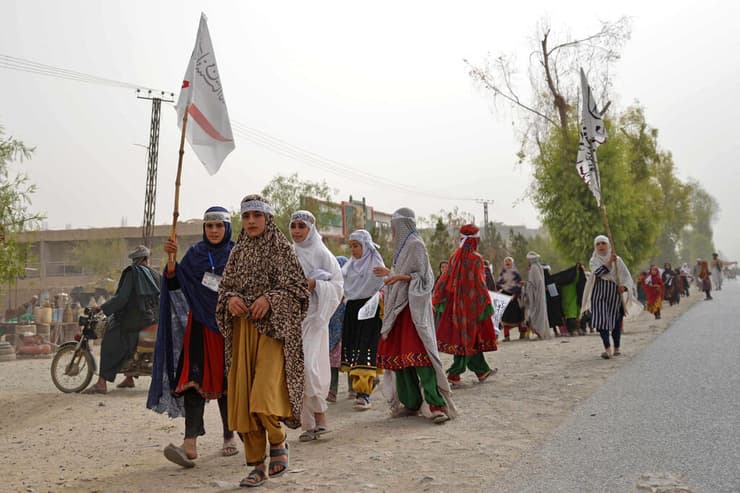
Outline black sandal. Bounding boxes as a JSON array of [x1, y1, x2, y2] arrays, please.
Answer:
[[268, 442, 289, 477], [239, 468, 267, 488]]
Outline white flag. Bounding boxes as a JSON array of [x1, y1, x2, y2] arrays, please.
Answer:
[[576, 68, 607, 205], [175, 13, 234, 175]]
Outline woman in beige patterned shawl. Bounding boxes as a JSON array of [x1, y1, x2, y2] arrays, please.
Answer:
[[216, 194, 309, 487]]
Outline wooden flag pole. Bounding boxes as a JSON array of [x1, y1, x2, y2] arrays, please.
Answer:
[[593, 99, 628, 313], [169, 109, 189, 264]]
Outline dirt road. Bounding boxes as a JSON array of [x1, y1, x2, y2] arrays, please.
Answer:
[[0, 294, 699, 492]]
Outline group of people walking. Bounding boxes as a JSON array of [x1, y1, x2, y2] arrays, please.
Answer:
[[144, 197, 464, 487], [135, 193, 719, 488]]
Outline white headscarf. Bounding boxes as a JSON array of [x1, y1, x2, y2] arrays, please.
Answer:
[[342, 229, 385, 300], [290, 210, 330, 278], [289, 210, 343, 430], [588, 235, 633, 289]]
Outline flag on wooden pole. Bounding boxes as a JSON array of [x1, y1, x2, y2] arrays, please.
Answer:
[[175, 13, 234, 175], [576, 68, 606, 205]]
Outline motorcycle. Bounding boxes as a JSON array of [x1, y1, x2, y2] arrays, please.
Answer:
[[50, 307, 157, 393]]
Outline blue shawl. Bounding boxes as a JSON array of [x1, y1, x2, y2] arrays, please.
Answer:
[[147, 207, 233, 417]]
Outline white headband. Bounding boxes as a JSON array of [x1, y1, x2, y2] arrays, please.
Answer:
[[391, 212, 415, 222], [203, 211, 231, 223], [290, 210, 315, 225], [241, 200, 274, 215], [459, 232, 480, 247]]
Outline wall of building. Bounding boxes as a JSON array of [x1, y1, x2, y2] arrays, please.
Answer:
[[3, 222, 204, 316]]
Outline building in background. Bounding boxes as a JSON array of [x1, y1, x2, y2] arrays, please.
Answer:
[[4, 223, 203, 317]]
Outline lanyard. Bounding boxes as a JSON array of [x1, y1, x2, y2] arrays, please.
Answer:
[[393, 231, 417, 267], [208, 252, 215, 273]]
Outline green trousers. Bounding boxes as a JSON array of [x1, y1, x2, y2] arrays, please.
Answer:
[[395, 366, 445, 410], [447, 352, 491, 376]]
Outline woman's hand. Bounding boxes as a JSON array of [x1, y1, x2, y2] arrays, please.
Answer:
[[164, 238, 178, 274], [373, 266, 391, 277], [618, 286, 627, 294], [307, 278, 317, 292], [249, 295, 271, 320], [228, 296, 249, 317], [163, 238, 178, 255], [384, 274, 411, 285], [605, 253, 617, 267]]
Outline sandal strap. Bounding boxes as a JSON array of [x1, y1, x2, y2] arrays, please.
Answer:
[[269, 442, 289, 457], [269, 447, 288, 457], [240, 468, 267, 486]]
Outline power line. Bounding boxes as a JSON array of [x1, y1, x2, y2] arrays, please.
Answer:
[[0, 53, 483, 203]]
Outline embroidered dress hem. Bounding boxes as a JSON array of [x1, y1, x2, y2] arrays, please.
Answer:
[[435, 309, 498, 356], [377, 306, 432, 370]]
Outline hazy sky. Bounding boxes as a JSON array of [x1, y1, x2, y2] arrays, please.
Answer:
[[1, 1, 738, 259]]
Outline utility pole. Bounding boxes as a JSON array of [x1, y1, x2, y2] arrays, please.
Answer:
[[475, 199, 494, 238], [136, 89, 175, 248]]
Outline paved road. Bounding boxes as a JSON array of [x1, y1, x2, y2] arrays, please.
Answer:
[[491, 282, 740, 493]]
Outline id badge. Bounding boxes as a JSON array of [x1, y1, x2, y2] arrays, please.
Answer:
[[201, 271, 222, 292]]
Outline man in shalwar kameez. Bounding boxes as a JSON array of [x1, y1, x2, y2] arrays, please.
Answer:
[[289, 211, 343, 442]]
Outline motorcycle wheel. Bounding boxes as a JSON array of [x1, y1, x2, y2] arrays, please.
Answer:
[[51, 345, 95, 393]]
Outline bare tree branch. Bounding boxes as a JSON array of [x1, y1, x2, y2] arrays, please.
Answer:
[[464, 58, 560, 127]]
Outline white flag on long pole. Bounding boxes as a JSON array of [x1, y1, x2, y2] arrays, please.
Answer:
[[576, 68, 607, 205], [175, 13, 234, 175]]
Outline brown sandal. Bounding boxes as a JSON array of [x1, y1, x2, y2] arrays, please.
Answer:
[[239, 467, 267, 487]]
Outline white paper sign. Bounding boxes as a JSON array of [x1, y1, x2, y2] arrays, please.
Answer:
[[358, 291, 381, 320], [489, 291, 512, 332]]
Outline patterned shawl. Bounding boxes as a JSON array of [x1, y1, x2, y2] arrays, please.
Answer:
[[381, 207, 457, 418], [216, 195, 309, 427], [432, 224, 492, 331]]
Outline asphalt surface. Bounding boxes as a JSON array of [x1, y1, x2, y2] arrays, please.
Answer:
[[491, 281, 740, 493]]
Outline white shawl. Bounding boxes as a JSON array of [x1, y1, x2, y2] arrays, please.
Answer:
[[291, 211, 343, 429]]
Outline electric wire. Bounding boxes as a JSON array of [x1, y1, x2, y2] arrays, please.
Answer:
[[0, 53, 485, 203]]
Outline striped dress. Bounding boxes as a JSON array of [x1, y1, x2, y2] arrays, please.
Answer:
[[590, 265, 623, 332]]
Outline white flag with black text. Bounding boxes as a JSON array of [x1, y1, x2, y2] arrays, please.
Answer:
[[175, 13, 234, 175], [576, 68, 606, 205]]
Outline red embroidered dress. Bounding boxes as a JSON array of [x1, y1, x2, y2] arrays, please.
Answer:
[[433, 225, 497, 355]]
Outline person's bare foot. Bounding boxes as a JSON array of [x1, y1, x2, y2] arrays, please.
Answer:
[[222, 436, 239, 457], [182, 437, 197, 460]]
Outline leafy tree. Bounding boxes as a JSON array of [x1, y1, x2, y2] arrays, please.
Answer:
[[679, 180, 719, 263], [478, 222, 506, 272], [648, 152, 692, 266], [507, 228, 530, 273], [370, 223, 394, 267], [0, 126, 44, 286], [426, 217, 455, 276], [466, 19, 710, 270], [260, 173, 336, 238], [72, 239, 128, 282]]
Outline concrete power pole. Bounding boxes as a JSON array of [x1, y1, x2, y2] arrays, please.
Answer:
[[475, 199, 494, 238], [136, 89, 174, 248]]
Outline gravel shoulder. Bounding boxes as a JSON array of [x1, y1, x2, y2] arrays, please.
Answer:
[[0, 292, 702, 492]]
